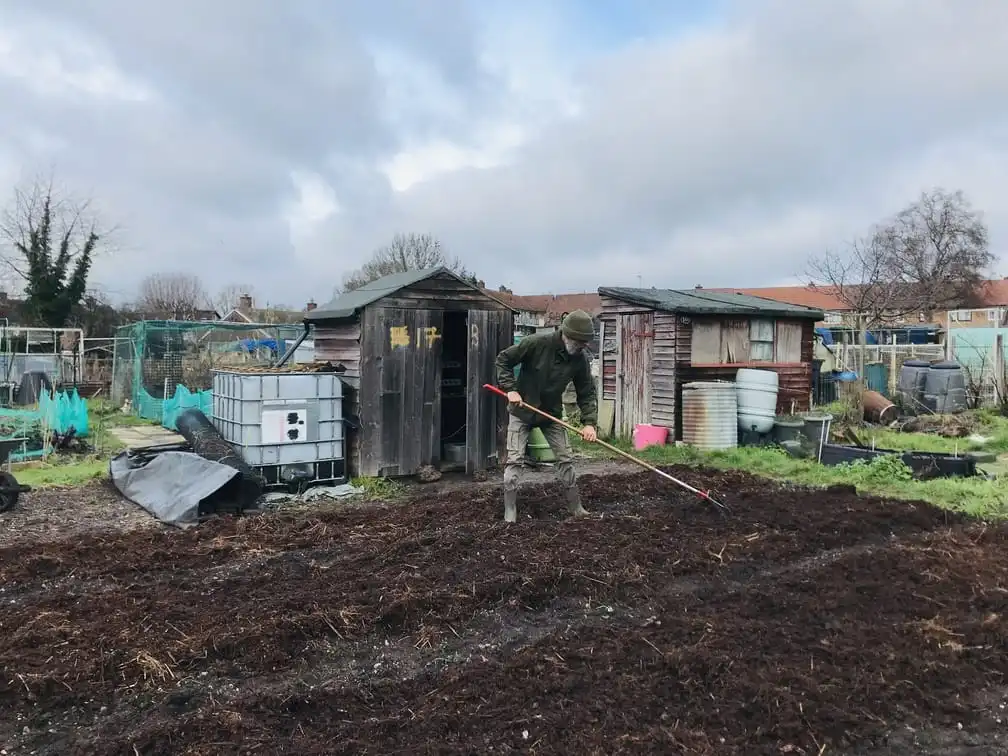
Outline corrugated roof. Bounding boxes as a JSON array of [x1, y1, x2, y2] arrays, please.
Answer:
[[598, 287, 825, 319], [306, 267, 513, 321]]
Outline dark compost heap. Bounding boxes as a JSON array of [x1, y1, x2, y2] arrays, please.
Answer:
[[1, 467, 1006, 755]]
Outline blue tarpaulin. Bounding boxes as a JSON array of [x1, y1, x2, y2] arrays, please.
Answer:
[[238, 338, 280, 353]]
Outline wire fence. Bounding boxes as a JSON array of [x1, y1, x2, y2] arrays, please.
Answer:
[[112, 320, 304, 427], [816, 336, 1008, 411]]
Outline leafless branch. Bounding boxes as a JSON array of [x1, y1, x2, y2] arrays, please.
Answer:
[[0, 173, 114, 281], [340, 233, 473, 292], [214, 284, 256, 316], [136, 273, 211, 320], [808, 188, 994, 328]]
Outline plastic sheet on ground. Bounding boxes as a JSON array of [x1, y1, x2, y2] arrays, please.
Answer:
[[260, 482, 363, 507], [108, 450, 242, 527]]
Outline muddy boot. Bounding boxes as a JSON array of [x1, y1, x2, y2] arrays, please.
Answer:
[[504, 490, 518, 523], [564, 487, 589, 517]]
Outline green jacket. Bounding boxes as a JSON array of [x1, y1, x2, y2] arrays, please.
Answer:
[[494, 330, 598, 428]]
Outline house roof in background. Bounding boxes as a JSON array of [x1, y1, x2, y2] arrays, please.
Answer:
[[712, 278, 1008, 312], [486, 291, 602, 323], [599, 287, 825, 319], [307, 267, 513, 321], [707, 285, 849, 311], [975, 279, 1008, 307]]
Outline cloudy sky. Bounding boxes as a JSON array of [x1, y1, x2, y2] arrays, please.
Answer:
[[1, 0, 1006, 308]]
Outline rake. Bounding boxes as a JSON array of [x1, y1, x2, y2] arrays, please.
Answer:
[[482, 384, 730, 515]]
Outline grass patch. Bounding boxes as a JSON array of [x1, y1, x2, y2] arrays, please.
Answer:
[[859, 409, 1008, 455], [572, 433, 1008, 518], [11, 457, 108, 488], [350, 476, 406, 499], [3, 399, 163, 489]]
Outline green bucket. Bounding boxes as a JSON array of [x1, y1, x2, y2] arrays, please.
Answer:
[[527, 427, 555, 462]]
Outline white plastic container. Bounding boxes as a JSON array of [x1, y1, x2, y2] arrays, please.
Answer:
[[211, 370, 344, 466], [735, 368, 779, 434]]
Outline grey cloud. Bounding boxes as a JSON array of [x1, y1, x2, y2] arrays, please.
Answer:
[[2, 0, 1007, 306], [343, 1, 1008, 293]]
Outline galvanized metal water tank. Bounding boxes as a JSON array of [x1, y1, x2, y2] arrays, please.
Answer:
[[682, 380, 738, 450], [735, 368, 779, 434]]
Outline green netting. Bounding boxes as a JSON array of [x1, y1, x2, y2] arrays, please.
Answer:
[[112, 319, 304, 429], [0, 388, 91, 462], [161, 385, 213, 431]]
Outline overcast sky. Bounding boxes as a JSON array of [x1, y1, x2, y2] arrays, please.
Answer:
[[2, 0, 1006, 308]]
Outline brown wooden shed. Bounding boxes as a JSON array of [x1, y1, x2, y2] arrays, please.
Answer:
[[305, 267, 515, 478], [597, 287, 824, 440]]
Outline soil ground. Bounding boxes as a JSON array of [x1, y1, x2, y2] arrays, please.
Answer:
[[1, 463, 1007, 755]]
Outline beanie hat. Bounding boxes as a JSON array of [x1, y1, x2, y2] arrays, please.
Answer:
[[561, 310, 594, 343]]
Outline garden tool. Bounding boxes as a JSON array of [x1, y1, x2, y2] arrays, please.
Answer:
[[482, 384, 731, 516]]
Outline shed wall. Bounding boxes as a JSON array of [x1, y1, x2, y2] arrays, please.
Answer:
[[601, 293, 817, 441], [598, 297, 677, 435], [316, 299, 512, 477], [312, 320, 362, 471], [673, 316, 815, 440]]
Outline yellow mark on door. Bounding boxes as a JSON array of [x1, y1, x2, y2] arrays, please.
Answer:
[[419, 326, 441, 347], [389, 325, 410, 348]]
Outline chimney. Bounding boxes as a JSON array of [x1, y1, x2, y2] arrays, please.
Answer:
[[238, 293, 253, 313], [306, 299, 317, 312], [0, 291, 7, 304]]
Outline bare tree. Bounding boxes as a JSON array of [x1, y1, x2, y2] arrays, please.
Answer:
[[807, 234, 899, 375], [0, 176, 110, 326], [808, 188, 995, 376], [340, 232, 474, 292], [136, 273, 210, 320], [877, 189, 993, 311], [214, 283, 256, 315]]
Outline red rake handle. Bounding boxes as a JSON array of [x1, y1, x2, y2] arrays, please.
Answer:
[[482, 383, 729, 514]]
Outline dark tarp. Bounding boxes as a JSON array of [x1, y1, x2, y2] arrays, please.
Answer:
[[109, 450, 244, 527]]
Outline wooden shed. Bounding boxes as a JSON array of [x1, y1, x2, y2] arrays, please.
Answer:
[[305, 267, 514, 477], [597, 287, 824, 439]]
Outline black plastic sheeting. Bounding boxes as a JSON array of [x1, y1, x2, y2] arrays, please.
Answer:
[[175, 408, 264, 508], [109, 449, 244, 527], [818, 443, 978, 479], [15, 371, 53, 405]]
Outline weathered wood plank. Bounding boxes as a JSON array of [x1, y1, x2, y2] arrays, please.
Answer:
[[358, 307, 385, 476], [690, 320, 721, 364], [721, 320, 751, 363], [615, 312, 653, 435], [380, 308, 407, 476], [775, 321, 803, 363]]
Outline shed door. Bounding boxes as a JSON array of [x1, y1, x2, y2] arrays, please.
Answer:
[[616, 312, 654, 436], [360, 306, 443, 477], [466, 309, 513, 474]]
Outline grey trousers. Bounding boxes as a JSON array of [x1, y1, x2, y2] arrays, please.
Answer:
[[502, 413, 576, 491]]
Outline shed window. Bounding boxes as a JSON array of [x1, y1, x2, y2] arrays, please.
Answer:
[[750, 319, 774, 361]]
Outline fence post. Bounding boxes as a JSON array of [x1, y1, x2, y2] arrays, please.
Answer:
[[889, 333, 897, 395], [995, 334, 1005, 407]]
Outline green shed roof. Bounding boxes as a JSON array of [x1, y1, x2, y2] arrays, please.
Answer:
[[306, 267, 512, 321], [598, 287, 825, 319]]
